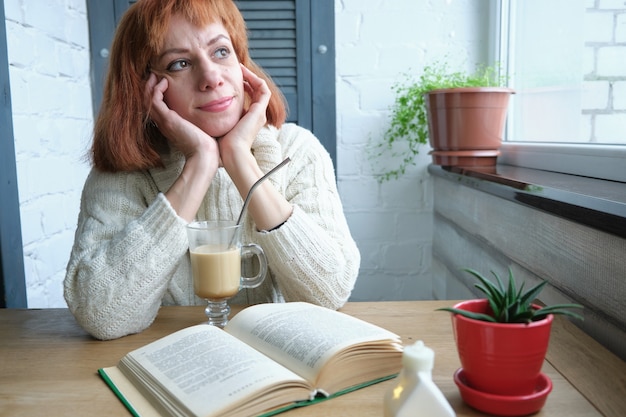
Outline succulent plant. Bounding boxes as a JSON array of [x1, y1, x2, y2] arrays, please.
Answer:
[[438, 268, 584, 323]]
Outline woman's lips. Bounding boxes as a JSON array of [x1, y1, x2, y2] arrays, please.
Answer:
[[199, 96, 233, 112]]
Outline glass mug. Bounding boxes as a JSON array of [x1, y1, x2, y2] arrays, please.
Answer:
[[186, 221, 267, 328]]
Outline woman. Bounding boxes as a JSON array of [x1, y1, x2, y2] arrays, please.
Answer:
[[64, 0, 360, 340]]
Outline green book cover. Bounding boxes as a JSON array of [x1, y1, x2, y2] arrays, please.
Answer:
[[99, 367, 397, 417]]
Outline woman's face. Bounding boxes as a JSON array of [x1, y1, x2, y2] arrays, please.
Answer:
[[152, 15, 244, 138]]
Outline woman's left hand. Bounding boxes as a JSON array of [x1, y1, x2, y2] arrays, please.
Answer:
[[218, 64, 271, 162], [218, 64, 293, 231]]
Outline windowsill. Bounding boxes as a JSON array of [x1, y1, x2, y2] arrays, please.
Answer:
[[428, 164, 626, 239]]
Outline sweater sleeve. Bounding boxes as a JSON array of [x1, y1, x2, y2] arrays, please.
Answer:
[[252, 125, 360, 309], [63, 169, 189, 340]]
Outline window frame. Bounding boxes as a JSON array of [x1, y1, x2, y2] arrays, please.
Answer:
[[0, 0, 28, 308], [495, 0, 626, 184], [499, 142, 626, 183]]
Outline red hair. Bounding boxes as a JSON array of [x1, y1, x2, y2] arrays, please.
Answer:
[[92, 0, 287, 172]]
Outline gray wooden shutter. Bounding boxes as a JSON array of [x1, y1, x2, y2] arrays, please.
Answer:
[[236, 0, 310, 127], [87, 0, 136, 117], [237, 0, 336, 164]]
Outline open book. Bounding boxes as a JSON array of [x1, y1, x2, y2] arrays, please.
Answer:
[[99, 302, 404, 417]]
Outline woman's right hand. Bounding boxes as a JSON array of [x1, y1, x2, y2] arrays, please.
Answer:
[[145, 72, 220, 162], [145, 72, 220, 222]]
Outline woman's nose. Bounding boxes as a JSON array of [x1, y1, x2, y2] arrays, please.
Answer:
[[197, 59, 223, 90]]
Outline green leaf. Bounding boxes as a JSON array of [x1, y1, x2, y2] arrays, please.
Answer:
[[437, 267, 584, 323], [465, 268, 504, 300], [520, 280, 548, 306], [533, 304, 584, 322], [436, 307, 498, 323]]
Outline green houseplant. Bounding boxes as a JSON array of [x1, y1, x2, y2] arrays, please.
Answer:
[[439, 268, 583, 415], [438, 267, 584, 323], [371, 62, 512, 182]]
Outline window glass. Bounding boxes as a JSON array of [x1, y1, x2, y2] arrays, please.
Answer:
[[503, 0, 626, 145]]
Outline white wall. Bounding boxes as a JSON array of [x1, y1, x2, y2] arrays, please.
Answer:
[[4, 0, 92, 307], [4, 0, 488, 307], [335, 0, 490, 300]]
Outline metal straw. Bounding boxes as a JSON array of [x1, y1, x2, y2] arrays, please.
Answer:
[[235, 157, 291, 226]]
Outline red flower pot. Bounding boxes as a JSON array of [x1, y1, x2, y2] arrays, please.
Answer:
[[450, 299, 553, 396]]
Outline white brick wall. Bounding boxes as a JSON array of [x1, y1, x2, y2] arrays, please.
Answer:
[[336, 0, 489, 300], [596, 113, 626, 142], [5, 0, 92, 307], [615, 81, 626, 109], [583, 80, 610, 110], [4, 0, 487, 307], [583, 3, 626, 143], [617, 11, 626, 41], [597, 47, 626, 76]]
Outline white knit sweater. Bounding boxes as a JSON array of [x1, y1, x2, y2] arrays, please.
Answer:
[[64, 124, 360, 340]]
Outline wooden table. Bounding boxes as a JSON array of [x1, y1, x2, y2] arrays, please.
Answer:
[[1, 301, 624, 416]]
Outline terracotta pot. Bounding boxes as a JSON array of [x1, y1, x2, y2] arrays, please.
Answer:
[[426, 87, 514, 167], [429, 150, 499, 168], [450, 299, 553, 396]]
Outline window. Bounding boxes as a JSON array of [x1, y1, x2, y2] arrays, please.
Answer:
[[496, 0, 626, 182]]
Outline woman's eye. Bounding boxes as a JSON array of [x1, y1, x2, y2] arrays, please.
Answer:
[[214, 47, 230, 59], [167, 59, 189, 72]]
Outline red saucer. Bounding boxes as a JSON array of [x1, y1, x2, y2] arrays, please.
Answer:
[[454, 368, 552, 416]]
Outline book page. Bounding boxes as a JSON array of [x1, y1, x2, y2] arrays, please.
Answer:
[[119, 324, 311, 417], [225, 302, 402, 386]]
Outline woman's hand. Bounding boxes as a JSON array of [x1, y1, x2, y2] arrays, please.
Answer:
[[218, 64, 293, 231], [145, 72, 220, 222], [218, 64, 271, 165], [145, 72, 220, 161]]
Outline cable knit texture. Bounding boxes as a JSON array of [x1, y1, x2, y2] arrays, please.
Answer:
[[64, 124, 360, 339]]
